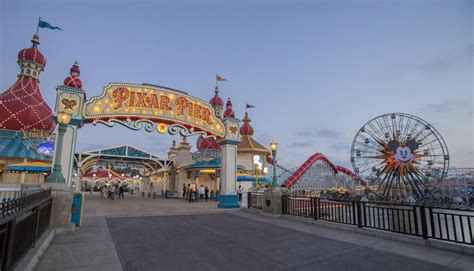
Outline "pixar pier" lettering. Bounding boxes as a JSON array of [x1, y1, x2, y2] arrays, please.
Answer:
[[111, 87, 214, 125]]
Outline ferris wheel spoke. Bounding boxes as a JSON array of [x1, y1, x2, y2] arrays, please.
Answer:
[[383, 168, 397, 196], [409, 119, 425, 138], [403, 117, 415, 140], [356, 149, 384, 155], [406, 170, 425, 197], [419, 139, 438, 148], [366, 122, 388, 142], [354, 141, 383, 152], [357, 155, 386, 159]]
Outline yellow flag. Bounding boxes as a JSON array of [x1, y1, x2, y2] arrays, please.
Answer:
[[216, 74, 228, 82]]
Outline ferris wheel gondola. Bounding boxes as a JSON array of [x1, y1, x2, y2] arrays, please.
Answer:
[[351, 113, 449, 199]]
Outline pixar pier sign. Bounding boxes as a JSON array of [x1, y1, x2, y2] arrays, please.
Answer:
[[83, 83, 225, 137]]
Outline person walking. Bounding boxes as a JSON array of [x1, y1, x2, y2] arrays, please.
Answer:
[[204, 186, 209, 201], [188, 188, 194, 203], [99, 185, 104, 198], [237, 185, 243, 202], [199, 185, 205, 200], [119, 185, 125, 198], [109, 185, 115, 200], [182, 183, 187, 199]]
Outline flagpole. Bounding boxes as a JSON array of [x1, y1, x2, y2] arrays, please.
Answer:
[[36, 17, 41, 35]]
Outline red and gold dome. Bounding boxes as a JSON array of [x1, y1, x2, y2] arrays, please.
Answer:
[[240, 112, 254, 136], [17, 35, 46, 69], [0, 35, 54, 132], [63, 61, 83, 88], [196, 135, 221, 151], [223, 98, 235, 118], [210, 91, 224, 107]]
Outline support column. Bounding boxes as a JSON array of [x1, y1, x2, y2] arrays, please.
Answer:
[[53, 85, 86, 187], [217, 117, 241, 208]]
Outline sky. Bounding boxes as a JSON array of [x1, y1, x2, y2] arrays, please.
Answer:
[[1, 0, 473, 169]]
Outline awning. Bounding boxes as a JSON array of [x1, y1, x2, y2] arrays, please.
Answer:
[[237, 175, 272, 183], [0, 138, 52, 161], [6, 161, 51, 173]]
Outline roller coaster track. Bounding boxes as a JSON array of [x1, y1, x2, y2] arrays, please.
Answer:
[[281, 153, 359, 189]]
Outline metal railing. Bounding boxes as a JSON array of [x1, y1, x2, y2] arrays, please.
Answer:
[[282, 196, 474, 246], [0, 189, 52, 270], [248, 192, 263, 209], [0, 188, 21, 202]]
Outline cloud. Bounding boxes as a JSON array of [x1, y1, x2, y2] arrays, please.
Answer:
[[420, 100, 471, 114], [297, 129, 343, 140], [330, 142, 351, 151], [287, 141, 312, 148], [418, 44, 473, 74]]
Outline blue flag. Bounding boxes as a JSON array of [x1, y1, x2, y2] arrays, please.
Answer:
[[38, 19, 62, 31]]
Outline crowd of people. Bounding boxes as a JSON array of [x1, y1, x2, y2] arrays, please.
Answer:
[[182, 184, 245, 203], [182, 184, 211, 202], [96, 183, 128, 200]]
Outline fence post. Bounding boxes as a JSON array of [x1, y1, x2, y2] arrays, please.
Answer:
[[313, 198, 317, 220], [248, 192, 252, 209], [413, 206, 419, 235], [3, 217, 17, 270], [356, 200, 363, 228], [420, 206, 428, 239], [33, 206, 41, 243]]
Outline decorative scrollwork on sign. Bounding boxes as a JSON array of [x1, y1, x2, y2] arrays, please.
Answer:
[[93, 119, 157, 132], [168, 124, 215, 139]]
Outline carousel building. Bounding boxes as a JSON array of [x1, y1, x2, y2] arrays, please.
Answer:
[[0, 34, 56, 184], [151, 87, 272, 195]]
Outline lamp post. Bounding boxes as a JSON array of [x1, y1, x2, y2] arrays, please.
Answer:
[[46, 110, 72, 183], [270, 140, 278, 187], [93, 173, 96, 192]]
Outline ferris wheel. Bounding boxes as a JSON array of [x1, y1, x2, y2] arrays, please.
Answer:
[[351, 113, 449, 199]]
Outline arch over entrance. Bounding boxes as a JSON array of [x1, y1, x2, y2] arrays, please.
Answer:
[[53, 78, 241, 208], [82, 83, 225, 139]]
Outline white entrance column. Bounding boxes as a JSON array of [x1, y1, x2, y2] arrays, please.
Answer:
[[217, 117, 241, 208], [53, 86, 85, 187]]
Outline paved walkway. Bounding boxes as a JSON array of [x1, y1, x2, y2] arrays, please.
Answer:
[[36, 195, 474, 271]]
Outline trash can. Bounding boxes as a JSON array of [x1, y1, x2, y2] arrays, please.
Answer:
[[164, 190, 168, 199], [71, 192, 84, 227]]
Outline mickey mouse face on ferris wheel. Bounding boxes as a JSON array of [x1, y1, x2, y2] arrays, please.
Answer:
[[387, 139, 420, 164]]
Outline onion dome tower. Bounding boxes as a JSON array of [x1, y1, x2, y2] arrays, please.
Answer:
[[223, 98, 235, 118], [0, 34, 54, 132], [237, 110, 269, 155], [239, 112, 254, 136], [63, 61, 83, 88], [209, 86, 224, 118]]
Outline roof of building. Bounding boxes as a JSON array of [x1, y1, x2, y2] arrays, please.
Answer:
[[83, 169, 125, 179], [0, 35, 54, 132], [238, 136, 270, 154]]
